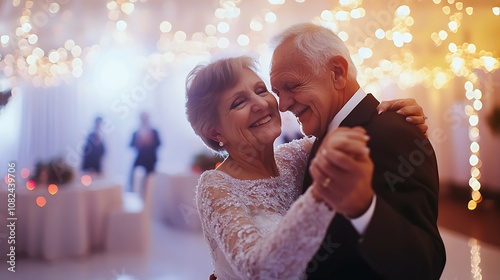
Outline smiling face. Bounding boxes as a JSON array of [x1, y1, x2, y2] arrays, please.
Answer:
[[270, 40, 343, 138], [213, 68, 282, 151]]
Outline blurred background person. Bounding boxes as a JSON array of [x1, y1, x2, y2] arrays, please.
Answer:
[[129, 112, 161, 196], [81, 116, 106, 175]]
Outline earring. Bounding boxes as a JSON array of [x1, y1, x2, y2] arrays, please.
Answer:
[[219, 142, 224, 147]]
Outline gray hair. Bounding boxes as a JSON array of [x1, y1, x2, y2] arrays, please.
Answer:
[[271, 22, 357, 79], [185, 56, 259, 155]]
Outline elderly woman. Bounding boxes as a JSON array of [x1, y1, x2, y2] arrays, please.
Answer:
[[185, 56, 427, 279]]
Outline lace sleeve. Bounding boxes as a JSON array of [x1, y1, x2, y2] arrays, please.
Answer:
[[197, 175, 335, 279], [276, 137, 314, 168]]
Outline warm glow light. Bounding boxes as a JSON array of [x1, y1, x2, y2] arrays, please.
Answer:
[[237, 34, 250, 46], [36, 196, 47, 207], [217, 37, 230, 48], [393, 32, 404, 47], [321, 10, 333, 21], [469, 115, 479, 126], [493, 7, 500, 16], [174, 31, 187, 42], [448, 21, 458, 32], [468, 200, 477, 210], [448, 42, 457, 52], [396, 5, 410, 17], [402, 32, 412, 43], [48, 184, 58, 195], [469, 154, 479, 166], [48, 51, 60, 63], [469, 127, 479, 139], [121, 3, 135, 15], [438, 30, 448, 40], [265, 12, 277, 23], [0, 35, 9, 45], [217, 22, 230, 33], [473, 100, 483, 110], [268, 0, 285, 4], [470, 142, 480, 153], [358, 47, 372, 59], [471, 167, 480, 177], [205, 25, 217, 35], [338, 31, 349, 41], [250, 19, 263, 31], [81, 175, 92, 186], [21, 168, 30, 178], [116, 20, 127, 30], [160, 21, 172, 33], [26, 180, 36, 190], [27, 34, 38, 44], [48, 3, 60, 13], [21, 22, 32, 33], [350, 8, 365, 19], [335, 11, 349, 21], [375, 29, 385, 39], [473, 193, 483, 203]]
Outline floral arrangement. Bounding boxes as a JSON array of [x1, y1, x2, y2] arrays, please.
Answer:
[[30, 158, 74, 185], [191, 153, 223, 173]]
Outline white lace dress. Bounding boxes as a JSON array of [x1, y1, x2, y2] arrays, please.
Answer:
[[196, 137, 336, 280]]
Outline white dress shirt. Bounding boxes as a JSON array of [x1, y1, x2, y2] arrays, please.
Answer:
[[326, 88, 376, 237]]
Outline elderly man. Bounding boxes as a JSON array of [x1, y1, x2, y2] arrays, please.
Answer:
[[270, 23, 445, 280]]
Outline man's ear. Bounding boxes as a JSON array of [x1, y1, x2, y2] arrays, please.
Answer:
[[328, 56, 348, 90]]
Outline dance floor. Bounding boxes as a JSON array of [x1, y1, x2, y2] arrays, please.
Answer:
[[0, 222, 498, 279]]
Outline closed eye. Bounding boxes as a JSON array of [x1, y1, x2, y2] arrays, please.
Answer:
[[230, 98, 246, 109], [256, 87, 268, 95]]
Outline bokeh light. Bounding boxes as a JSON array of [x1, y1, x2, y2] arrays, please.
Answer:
[[26, 179, 36, 190], [48, 184, 58, 195], [81, 175, 92, 186], [36, 196, 47, 207]]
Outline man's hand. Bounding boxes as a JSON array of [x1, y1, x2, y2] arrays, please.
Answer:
[[309, 127, 374, 218], [377, 98, 428, 137]]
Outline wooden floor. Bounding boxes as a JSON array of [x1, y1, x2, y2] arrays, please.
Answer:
[[437, 187, 500, 248]]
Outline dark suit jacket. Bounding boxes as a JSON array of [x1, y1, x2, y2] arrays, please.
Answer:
[[303, 94, 446, 280], [130, 129, 161, 172]]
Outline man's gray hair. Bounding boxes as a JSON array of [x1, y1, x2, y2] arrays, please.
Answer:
[[271, 23, 357, 79]]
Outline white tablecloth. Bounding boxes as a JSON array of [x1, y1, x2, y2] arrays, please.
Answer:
[[0, 178, 122, 261], [151, 172, 202, 231]]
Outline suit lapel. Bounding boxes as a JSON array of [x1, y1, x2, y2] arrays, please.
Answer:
[[340, 94, 379, 127], [302, 94, 379, 193]]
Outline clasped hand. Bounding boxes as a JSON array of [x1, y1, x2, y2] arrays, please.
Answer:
[[309, 127, 374, 218]]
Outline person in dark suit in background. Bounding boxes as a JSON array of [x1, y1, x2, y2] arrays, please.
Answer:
[[129, 112, 161, 195], [82, 116, 105, 174], [270, 23, 445, 280]]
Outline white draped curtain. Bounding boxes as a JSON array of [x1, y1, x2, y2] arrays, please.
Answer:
[[17, 84, 78, 171]]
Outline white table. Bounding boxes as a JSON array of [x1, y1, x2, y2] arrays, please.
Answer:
[[151, 172, 202, 231], [0, 178, 122, 261]]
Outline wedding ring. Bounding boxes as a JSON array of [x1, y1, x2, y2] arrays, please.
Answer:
[[322, 177, 331, 188]]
